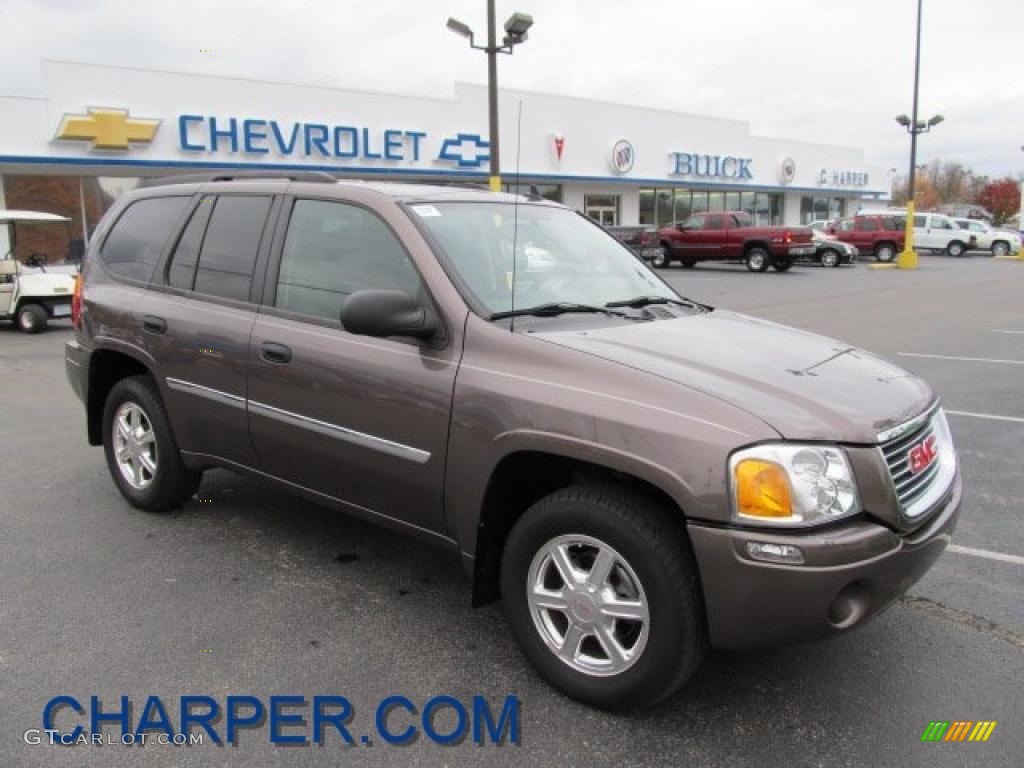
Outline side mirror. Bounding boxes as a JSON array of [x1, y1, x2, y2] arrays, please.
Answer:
[[340, 289, 437, 340]]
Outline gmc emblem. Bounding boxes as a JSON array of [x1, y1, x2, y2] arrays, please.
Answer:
[[907, 435, 938, 475]]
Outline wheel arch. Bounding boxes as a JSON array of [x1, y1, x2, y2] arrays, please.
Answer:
[[470, 448, 688, 607], [86, 346, 154, 446]]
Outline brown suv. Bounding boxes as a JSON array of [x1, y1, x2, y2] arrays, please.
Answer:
[[66, 173, 961, 710]]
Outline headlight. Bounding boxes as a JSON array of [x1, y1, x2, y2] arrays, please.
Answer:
[[729, 444, 861, 527]]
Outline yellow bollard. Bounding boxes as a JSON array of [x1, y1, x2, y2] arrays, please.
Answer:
[[897, 200, 918, 269]]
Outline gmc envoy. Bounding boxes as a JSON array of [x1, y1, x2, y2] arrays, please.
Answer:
[[66, 173, 961, 709]]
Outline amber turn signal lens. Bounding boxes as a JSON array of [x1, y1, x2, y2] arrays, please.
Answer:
[[734, 459, 793, 518]]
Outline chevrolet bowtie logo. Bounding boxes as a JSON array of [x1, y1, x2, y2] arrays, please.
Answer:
[[54, 107, 160, 150]]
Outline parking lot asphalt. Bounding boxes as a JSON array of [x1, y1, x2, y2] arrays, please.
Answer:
[[1, 253, 1021, 767]]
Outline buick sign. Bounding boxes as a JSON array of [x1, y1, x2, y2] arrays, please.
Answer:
[[610, 139, 634, 174]]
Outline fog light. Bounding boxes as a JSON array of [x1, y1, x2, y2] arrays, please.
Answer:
[[745, 541, 805, 564]]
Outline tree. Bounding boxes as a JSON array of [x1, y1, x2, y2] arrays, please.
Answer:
[[977, 179, 1021, 225]]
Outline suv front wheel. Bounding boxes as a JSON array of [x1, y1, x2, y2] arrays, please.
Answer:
[[501, 485, 706, 710], [102, 376, 201, 512]]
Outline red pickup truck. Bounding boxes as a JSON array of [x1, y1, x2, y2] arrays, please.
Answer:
[[656, 211, 815, 272]]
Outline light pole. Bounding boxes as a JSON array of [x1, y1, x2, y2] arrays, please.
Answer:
[[895, 0, 943, 270], [447, 3, 533, 192]]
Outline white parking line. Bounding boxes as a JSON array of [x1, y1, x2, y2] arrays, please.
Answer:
[[946, 410, 1024, 424], [899, 353, 1024, 365], [991, 329, 1024, 335], [947, 544, 1024, 567]]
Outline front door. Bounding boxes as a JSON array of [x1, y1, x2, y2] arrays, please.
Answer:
[[247, 198, 460, 534]]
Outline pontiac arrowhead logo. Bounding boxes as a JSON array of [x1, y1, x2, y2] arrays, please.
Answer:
[[54, 107, 160, 150], [553, 133, 565, 161]]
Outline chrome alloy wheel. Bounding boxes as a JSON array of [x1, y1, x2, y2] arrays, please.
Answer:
[[113, 402, 158, 490], [527, 534, 649, 677]]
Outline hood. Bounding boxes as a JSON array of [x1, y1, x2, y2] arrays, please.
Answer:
[[535, 310, 934, 443]]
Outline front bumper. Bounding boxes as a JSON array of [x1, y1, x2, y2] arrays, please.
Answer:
[[687, 471, 961, 650]]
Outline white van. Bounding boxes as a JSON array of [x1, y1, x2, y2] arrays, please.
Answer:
[[911, 212, 976, 257]]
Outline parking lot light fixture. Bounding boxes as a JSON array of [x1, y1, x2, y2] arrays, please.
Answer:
[[446, 2, 533, 192], [896, 0, 943, 271]]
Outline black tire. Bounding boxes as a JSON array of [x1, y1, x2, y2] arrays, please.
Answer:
[[819, 248, 840, 268], [102, 375, 201, 512], [500, 484, 706, 710], [652, 246, 672, 269], [875, 243, 896, 263], [744, 246, 770, 272], [680, 256, 697, 269], [17, 304, 47, 334], [772, 257, 793, 272], [947, 241, 966, 257], [991, 241, 1009, 258]]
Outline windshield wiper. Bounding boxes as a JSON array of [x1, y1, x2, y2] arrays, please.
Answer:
[[605, 295, 706, 310], [490, 302, 630, 321]]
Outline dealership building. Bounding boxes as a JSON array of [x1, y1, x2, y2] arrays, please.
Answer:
[[0, 60, 891, 263]]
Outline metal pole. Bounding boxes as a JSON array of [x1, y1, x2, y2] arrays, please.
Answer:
[[899, 0, 923, 269], [487, 0, 501, 192]]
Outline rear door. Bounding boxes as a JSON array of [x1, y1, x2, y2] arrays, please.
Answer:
[[246, 196, 459, 534], [138, 192, 278, 466], [853, 217, 879, 251]]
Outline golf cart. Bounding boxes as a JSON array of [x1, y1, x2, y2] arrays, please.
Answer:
[[0, 210, 77, 333]]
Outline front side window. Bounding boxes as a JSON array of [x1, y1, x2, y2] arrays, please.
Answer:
[[275, 200, 422, 322], [100, 196, 190, 282], [932, 218, 952, 230], [193, 196, 271, 302], [837, 219, 855, 232], [412, 202, 677, 317]]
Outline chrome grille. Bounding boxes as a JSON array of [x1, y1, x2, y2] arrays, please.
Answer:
[[881, 417, 941, 513]]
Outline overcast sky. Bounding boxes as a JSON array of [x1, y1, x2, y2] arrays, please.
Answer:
[[1, 0, 1021, 178]]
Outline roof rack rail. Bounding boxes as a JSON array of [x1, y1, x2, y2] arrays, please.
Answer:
[[141, 170, 337, 187]]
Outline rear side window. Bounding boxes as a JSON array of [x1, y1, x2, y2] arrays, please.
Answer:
[[913, 215, 927, 227], [193, 196, 272, 302], [274, 199, 422, 322], [100, 196, 190, 282], [167, 196, 214, 290], [855, 219, 879, 232]]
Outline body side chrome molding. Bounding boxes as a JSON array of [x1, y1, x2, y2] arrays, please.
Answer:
[[166, 377, 246, 409], [165, 376, 430, 464], [247, 399, 431, 464]]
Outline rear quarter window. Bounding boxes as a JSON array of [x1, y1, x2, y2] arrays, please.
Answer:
[[100, 196, 191, 282]]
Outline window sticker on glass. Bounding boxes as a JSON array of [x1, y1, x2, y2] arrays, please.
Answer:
[[411, 205, 442, 217]]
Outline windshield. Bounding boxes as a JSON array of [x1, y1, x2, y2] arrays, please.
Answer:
[[409, 202, 678, 317]]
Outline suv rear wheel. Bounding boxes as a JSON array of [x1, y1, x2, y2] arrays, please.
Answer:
[[500, 485, 706, 710], [17, 303, 47, 334], [744, 247, 770, 272], [947, 241, 966, 257], [875, 243, 896, 263], [102, 376, 201, 512]]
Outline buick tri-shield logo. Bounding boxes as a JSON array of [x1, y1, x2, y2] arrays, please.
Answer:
[[610, 139, 634, 174]]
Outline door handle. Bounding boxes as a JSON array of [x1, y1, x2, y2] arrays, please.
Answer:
[[142, 315, 167, 334], [259, 341, 292, 364]]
